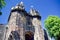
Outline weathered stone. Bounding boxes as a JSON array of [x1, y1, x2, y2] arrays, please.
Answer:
[[1, 2, 47, 40]]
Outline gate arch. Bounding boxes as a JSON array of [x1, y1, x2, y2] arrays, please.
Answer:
[[25, 31, 34, 40]]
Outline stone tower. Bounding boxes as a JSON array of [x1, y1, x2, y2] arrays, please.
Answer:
[[5, 2, 45, 40], [30, 8, 44, 40]]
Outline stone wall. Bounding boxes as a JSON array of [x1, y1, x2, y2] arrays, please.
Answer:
[[0, 25, 6, 40]]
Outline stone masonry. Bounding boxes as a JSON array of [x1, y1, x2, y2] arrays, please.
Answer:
[[5, 2, 45, 40]]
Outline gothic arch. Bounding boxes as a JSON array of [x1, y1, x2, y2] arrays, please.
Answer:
[[25, 31, 34, 40]]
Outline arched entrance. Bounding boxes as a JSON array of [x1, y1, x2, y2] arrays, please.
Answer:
[[25, 31, 34, 40]]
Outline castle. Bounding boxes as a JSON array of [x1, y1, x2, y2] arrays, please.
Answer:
[[0, 2, 49, 40]]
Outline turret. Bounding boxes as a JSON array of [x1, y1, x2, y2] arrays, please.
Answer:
[[30, 7, 44, 40], [30, 7, 41, 20], [11, 1, 25, 11], [7, 2, 26, 40], [8, 2, 26, 22]]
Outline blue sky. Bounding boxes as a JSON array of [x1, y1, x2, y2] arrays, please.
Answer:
[[0, 0, 60, 29]]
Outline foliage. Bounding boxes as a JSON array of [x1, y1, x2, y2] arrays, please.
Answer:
[[44, 16, 60, 40], [0, 0, 6, 9], [0, 0, 6, 15], [0, 12, 2, 15]]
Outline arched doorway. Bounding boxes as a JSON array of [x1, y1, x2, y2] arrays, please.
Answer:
[[25, 31, 34, 40]]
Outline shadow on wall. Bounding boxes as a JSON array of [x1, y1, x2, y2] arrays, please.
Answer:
[[8, 31, 20, 40], [44, 29, 49, 40]]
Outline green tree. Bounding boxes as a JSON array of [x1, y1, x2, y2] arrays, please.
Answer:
[[44, 16, 60, 40], [0, 0, 6, 15]]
